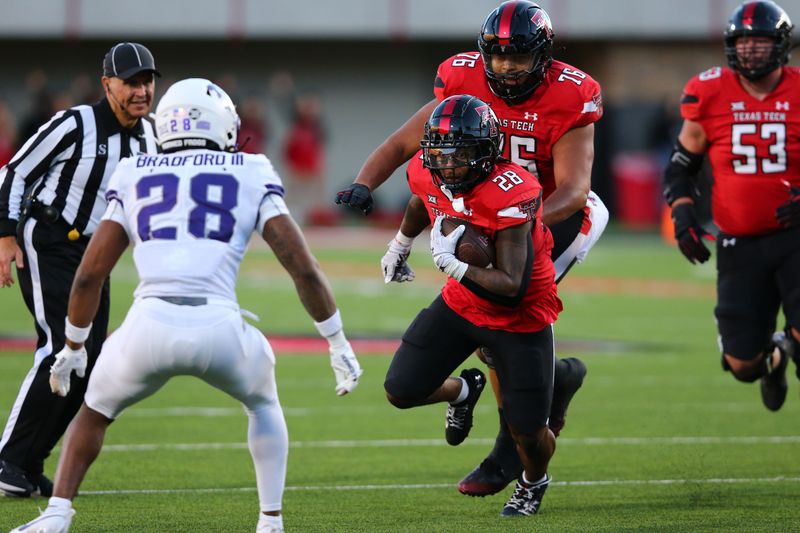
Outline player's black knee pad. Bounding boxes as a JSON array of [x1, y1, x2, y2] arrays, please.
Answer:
[[383, 377, 428, 408], [726, 356, 768, 383], [503, 401, 549, 437]]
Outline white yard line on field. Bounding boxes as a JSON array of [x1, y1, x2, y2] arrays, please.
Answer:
[[99, 435, 800, 452], [73, 476, 800, 496], [123, 401, 766, 418]]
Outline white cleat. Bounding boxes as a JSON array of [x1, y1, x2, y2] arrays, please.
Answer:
[[256, 514, 284, 533], [9, 507, 75, 533]]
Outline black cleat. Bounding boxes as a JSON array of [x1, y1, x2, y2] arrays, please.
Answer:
[[458, 421, 521, 496], [501, 473, 551, 516], [445, 368, 486, 446], [459, 455, 522, 497], [549, 357, 587, 436], [761, 331, 790, 411], [0, 460, 35, 497], [29, 472, 53, 498]]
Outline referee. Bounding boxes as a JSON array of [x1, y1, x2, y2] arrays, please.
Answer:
[[0, 42, 160, 497]]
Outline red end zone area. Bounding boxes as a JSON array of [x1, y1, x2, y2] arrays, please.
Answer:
[[0, 335, 400, 355]]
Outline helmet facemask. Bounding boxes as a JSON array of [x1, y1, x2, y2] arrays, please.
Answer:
[[481, 43, 552, 103], [725, 33, 789, 80], [422, 140, 494, 195]]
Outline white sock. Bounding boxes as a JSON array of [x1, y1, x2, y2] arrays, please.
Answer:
[[258, 514, 283, 528], [450, 377, 469, 405], [246, 401, 289, 512], [522, 472, 548, 486], [47, 496, 73, 511]]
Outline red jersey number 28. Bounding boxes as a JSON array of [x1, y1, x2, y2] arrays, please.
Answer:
[[492, 170, 525, 191], [731, 123, 787, 174]]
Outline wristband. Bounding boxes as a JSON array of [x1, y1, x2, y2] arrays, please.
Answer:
[[0, 219, 18, 238], [314, 309, 343, 338], [394, 231, 414, 247], [65, 318, 92, 344], [447, 259, 469, 282]]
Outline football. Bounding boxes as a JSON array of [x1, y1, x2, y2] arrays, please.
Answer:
[[440, 218, 495, 268]]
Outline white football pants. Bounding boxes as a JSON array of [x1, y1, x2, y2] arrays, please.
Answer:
[[85, 297, 288, 511], [553, 190, 609, 282]]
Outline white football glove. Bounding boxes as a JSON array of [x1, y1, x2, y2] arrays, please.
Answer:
[[430, 216, 468, 281], [381, 232, 415, 283], [49, 345, 88, 397], [329, 339, 363, 396]]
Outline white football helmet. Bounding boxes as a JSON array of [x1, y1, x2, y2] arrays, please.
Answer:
[[155, 78, 240, 152]]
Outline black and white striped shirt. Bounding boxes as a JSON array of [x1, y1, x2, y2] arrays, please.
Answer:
[[0, 98, 158, 237]]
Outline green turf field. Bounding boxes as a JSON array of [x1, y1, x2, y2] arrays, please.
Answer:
[[1, 230, 798, 532]]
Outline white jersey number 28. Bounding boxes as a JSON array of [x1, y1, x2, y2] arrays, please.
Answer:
[[136, 172, 238, 243]]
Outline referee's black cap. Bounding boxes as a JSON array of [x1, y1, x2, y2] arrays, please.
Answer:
[[102, 42, 161, 80]]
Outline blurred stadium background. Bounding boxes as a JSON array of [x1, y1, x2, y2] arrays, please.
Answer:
[[5, 0, 800, 226]]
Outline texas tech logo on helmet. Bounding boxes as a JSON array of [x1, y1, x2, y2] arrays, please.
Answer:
[[530, 8, 553, 38], [475, 104, 499, 137]]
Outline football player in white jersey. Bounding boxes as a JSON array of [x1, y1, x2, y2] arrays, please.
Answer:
[[10, 78, 362, 533]]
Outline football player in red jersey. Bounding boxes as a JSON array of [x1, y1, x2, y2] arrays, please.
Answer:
[[664, 0, 800, 412], [384, 95, 561, 516], [336, 0, 606, 496]]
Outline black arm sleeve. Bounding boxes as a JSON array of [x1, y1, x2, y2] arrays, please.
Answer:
[[460, 232, 533, 308], [663, 140, 704, 206]]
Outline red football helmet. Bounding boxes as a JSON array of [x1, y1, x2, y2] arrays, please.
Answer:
[[478, 1, 554, 104]]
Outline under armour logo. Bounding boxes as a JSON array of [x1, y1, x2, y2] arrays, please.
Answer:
[[722, 237, 736, 247], [427, 194, 437, 205], [730, 101, 746, 111], [98, 144, 107, 155], [524, 112, 538, 120], [776, 101, 790, 111]]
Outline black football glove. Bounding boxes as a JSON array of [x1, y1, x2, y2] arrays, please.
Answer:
[[335, 183, 373, 215], [671, 203, 714, 264], [776, 183, 800, 228]]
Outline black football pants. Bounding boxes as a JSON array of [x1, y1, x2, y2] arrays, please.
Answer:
[[0, 218, 109, 475]]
